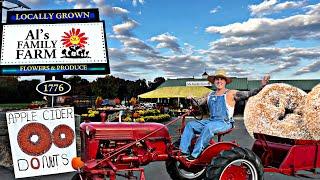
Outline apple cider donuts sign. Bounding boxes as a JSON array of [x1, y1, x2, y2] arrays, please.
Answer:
[[6, 107, 76, 178]]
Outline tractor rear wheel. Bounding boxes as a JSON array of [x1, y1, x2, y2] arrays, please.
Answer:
[[166, 158, 206, 180], [71, 173, 94, 180], [205, 147, 264, 180]]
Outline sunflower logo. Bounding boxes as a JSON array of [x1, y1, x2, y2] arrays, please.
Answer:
[[61, 28, 90, 58]]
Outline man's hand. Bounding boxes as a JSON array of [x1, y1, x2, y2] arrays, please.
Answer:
[[261, 74, 270, 86]]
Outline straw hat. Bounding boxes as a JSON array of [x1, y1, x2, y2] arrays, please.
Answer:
[[207, 69, 232, 84]]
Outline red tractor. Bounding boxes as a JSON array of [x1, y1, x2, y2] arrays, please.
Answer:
[[72, 100, 320, 180], [72, 101, 264, 180]]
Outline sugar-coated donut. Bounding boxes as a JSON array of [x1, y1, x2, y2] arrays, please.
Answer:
[[244, 83, 312, 139], [303, 84, 320, 140]]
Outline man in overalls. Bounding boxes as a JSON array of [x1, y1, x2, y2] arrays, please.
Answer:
[[180, 69, 270, 160]]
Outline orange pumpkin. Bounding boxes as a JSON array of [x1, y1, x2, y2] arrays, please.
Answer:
[[132, 112, 140, 118], [71, 157, 84, 170], [114, 98, 121, 105]]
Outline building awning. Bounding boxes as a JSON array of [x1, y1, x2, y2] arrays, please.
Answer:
[[138, 86, 212, 99]]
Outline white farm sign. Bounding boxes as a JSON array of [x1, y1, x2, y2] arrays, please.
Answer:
[[186, 81, 212, 86], [6, 107, 76, 178]]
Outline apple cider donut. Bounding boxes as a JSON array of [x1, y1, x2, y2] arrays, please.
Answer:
[[244, 83, 311, 139], [17, 123, 52, 156], [52, 124, 75, 148]]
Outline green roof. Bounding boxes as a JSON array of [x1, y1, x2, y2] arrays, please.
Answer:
[[160, 78, 320, 91], [248, 79, 320, 91], [226, 78, 248, 90], [158, 78, 198, 87]]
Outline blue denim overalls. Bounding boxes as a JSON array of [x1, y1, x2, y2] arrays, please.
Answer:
[[180, 91, 233, 158]]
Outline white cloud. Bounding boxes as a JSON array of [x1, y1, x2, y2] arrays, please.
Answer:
[[206, 13, 320, 50], [19, 0, 50, 6], [110, 35, 161, 59], [109, 48, 128, 61], [249, 0, 306, 17], [113, 20, 139, 36], [100, 5, 129, 18], [92, 0, 105, 6], [160, 55, 206, 78], [249, 0, 277, 16], [227, 65, 255, 77], [210, 6, 221, 14], [150, 33, 182, 53], [273, 1, 306, 12], [269, 57, 300, 73], [63, 0, 91, 9], [294, 60, 320, 75], [132, 0, 145, 7], [306, 3, 320, 15]]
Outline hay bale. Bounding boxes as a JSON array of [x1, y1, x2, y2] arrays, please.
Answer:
[[244, 83, 312, 139]]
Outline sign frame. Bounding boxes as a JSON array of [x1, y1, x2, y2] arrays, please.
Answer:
[[6, 107, 77, 178], [0, 21, 110, 75]]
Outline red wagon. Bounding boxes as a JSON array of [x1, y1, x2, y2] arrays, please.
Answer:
[[252, 133, 320, 178]]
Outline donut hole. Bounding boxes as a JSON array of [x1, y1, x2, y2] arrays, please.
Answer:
[[60, 133, 66, 139], [274, 99, 280, 107], [279, 108, 295, 121], [30, 134, 39, 144]]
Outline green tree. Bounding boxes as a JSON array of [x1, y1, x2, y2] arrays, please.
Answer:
[[18, 79, 42, 103], [65, 76, 92, 96], [148, 77, 165, 91], [0, 77, 19, 103], [91, 76, 120, 98]]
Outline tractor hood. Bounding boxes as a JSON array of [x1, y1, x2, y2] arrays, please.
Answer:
[[80, 122, 171, 141]]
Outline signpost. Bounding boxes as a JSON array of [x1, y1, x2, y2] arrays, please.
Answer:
[[1, 7, 110, 178], [6, 107, 76, 178]]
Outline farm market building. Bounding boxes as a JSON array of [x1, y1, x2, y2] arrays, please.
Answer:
[[139, 77, 320, 99], [138, 77, 320, 114]]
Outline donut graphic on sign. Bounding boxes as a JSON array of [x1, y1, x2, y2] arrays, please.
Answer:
[[17, 122, 75, 156], [61, 28, 90, 58]]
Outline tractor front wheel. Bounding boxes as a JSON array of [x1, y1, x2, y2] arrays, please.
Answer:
[[205, 147, 264, 180], [166, 158, 206, 180]]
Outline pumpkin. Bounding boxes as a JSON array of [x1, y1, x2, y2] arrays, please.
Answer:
[[132, 112, 140, 118], [71, 157, 84, 170], [114, 98, 121, 105]]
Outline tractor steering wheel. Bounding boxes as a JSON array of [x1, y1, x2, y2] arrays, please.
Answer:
[[188, 97, 203, 120]]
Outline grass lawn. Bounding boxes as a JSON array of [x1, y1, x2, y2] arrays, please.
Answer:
[[0, 103, 29, 110]]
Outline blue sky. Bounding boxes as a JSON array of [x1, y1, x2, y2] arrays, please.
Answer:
[[6, 0, 320, 81]]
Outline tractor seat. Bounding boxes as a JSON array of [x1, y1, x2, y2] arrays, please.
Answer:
[[215, 123, 234, 142]]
